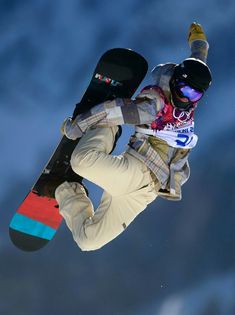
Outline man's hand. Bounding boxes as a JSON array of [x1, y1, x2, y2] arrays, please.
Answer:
[[188, 22, 207, 45], [61, 117, 83, 140]]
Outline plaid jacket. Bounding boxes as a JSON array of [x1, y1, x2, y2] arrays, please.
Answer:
[[75, 39, 209, 200]]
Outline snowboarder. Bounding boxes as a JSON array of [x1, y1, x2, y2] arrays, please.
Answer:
[[55, 22, 212, 251]]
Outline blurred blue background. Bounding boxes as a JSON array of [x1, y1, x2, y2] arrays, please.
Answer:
[[1, 1, 235, 314]]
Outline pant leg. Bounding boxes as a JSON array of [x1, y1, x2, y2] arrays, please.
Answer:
[[77, 181, 157, 251], [56, 126, 159, 251], [55, 182, 94, 233], [70, 126, 153, 195], [55, 173, 157, 251]]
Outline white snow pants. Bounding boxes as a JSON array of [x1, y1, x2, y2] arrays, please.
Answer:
[[55, 126, 159, 251]]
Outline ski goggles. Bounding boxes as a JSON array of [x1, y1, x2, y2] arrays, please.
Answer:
[[175, 81, 204, 102]]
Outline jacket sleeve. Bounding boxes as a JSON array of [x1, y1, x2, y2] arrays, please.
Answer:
[[188, 22, 209, 63], [75, 90, 163, 132], [190, 39, 209, 63]]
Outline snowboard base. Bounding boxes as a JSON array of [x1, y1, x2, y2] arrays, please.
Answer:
[[9, 229, 49, 251], [9, 192, 62, 251]]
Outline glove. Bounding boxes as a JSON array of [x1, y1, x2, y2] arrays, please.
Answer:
[[188, 22, 207, 45], [61, 117, 83, 140]]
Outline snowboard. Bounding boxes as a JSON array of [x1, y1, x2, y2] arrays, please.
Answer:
[[9, 48, 148, 251]]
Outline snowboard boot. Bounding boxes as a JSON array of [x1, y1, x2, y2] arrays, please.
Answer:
[[34, 175, 66, 199], [35, 174, 88, 199]]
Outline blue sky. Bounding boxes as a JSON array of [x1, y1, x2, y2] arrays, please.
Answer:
[[1, 1, 235, 314]]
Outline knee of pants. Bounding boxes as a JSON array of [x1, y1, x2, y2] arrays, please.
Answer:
[[70, 148, 98, 176], [74, 233, 105, 252]]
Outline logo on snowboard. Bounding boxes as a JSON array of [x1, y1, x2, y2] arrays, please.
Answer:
[[95, 73, 122, 87]]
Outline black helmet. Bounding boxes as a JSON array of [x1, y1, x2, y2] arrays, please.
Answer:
[[173, 58, 212, 91], [170, 58, 212, 110]]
